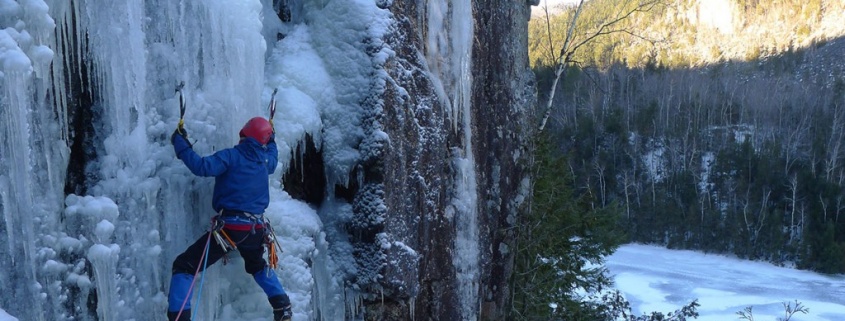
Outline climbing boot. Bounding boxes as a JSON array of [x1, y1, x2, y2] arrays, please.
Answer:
[[269, 294, 292, 321], [273, 304, 292, 321]]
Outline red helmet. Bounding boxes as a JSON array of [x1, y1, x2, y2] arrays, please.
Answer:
[[239, 117, 273, 145]]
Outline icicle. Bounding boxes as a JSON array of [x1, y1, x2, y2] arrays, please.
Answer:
[[312, 229, 346, 320], [409, 298, 415, 321]]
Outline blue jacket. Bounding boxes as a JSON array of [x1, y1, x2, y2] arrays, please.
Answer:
[[173, 135, 278, 215]]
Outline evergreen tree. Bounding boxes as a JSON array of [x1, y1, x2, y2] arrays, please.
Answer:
[[511, 133, 625, 320]]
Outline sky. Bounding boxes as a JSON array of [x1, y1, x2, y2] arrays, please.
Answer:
[[607, 244, 845, 321]]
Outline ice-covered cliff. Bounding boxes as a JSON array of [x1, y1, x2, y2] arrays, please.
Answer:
[[0, 0, 534, 320]]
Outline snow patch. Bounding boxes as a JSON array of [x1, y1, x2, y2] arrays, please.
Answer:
[[94, 219, 115, 242], [64, 195, 120, 223], [696, 0, 735, 34], [0, 309, 18, 321]]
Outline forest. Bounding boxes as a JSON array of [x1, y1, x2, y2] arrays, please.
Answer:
[[511, 0, 845, 318]]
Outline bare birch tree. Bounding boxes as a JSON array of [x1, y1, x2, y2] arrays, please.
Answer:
[[824, 103, 845, 182], [536, 0, 664, 132], [787, 175, 801, 244], [742, 188, 770, 247]]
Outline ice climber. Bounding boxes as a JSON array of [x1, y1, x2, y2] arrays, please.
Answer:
[[167, 117, 292, 321]]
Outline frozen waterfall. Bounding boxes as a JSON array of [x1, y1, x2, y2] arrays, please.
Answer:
[[0, 0, 484, 320], [1, 0, 334, 320], [426, 0, 480, 320]]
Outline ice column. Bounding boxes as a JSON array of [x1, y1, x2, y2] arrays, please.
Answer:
[[0, 36, 40, 319], [0, 0, 58, 319], [65, 195, 120, 321]]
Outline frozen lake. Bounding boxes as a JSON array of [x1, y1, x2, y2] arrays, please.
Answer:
[[606, 244, 845, 321]]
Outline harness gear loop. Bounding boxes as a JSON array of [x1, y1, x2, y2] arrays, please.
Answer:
[[244, 212, 261, 234]]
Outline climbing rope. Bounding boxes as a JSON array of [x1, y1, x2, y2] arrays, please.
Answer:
[[174, 230, 212, 321], [192, 230, 213, 321]]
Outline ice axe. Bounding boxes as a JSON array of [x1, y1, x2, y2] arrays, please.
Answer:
[[175, 81, 187, 136], [268, 88, 278, 127]]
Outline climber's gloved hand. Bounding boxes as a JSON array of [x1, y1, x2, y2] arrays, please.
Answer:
[[171, 127, 187, 142], [171, 127, 192, 157]]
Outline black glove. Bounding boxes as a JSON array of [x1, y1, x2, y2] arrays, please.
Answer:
[[171, 127, 187, 142], [171, 127, 192, 150]]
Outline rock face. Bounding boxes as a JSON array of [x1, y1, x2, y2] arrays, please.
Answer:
[[337, 1, 535, 320], [469, 3, 535, 320]]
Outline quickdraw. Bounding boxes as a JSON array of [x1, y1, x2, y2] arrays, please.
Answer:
[[212, 228, 237, 253], [210, 216, 239, 254], [263, 217, 283, 269], [267, 238, 278, 269]]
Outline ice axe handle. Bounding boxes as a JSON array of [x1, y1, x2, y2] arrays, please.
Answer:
[[269, 88, 278, 126], [176, 81, 187, 136]]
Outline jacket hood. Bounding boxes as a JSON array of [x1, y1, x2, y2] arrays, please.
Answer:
[[235, 137, 266, 162]]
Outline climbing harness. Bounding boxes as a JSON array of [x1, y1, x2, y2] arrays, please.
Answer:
[[210, 210, 282, 269]]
